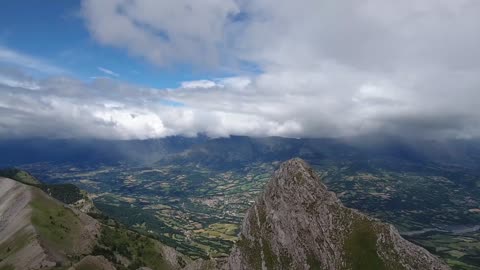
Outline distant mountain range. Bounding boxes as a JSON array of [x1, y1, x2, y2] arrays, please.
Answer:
[[2, 136, 480, 170]]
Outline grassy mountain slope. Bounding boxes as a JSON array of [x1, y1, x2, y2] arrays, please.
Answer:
[[0, 168, 40, 185], [0, 177, 100, 269], [0, 175, 193, 270]]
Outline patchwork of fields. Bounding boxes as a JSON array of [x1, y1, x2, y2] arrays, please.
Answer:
[[23, 159, 480, 269]]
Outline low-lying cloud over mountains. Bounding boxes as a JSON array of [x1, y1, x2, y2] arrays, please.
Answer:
[[1, 0, 480, 140]]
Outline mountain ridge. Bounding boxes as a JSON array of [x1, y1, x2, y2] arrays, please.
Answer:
[[0, 177, 100, 269], [226, 158, 449, 270], [0, 175, 191, 270]]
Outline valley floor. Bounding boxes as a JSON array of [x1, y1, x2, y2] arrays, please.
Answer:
[[21, 159, 480, 269]]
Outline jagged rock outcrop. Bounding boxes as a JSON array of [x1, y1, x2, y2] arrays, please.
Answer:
[[70, 190, 100, 214], [226, 158, 449, 270]]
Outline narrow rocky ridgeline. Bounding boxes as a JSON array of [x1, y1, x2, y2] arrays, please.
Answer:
[[226, 158, 450, 270], [0, 176, 193, 270], [0, 177, 101, 269]]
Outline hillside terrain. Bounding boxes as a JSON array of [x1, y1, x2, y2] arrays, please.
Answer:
[[0, 160, 453, 269], [0, 175, 191, 270], [0, 177, 100, 269]]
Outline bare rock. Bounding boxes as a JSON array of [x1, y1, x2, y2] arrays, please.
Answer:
[[226, 158, 450, 270]]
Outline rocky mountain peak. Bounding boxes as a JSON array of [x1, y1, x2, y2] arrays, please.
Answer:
[[226, 158, 449, 270], [262, 158, 338, 206]]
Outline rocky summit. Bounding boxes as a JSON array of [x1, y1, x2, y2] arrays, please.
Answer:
[[226, 158, 449, 270]]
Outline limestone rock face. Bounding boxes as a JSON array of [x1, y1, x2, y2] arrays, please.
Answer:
[[226, 158, 449, 270]]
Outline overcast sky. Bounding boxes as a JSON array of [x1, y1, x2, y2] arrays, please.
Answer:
[[1, 0, 480, 140]]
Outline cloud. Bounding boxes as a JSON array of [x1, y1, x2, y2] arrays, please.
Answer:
[[98, 66, 120, 77], [0, 68, 40, 90], [81, 0, 240, 67], [180, 78, 252, 89], [0, 70, 307, 139], [180, 80, 217, 89], [1, 64, 480, 140], [80, 0, 480, 71], [1, 1, 480, 140], [0, 46, 67, 74]]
